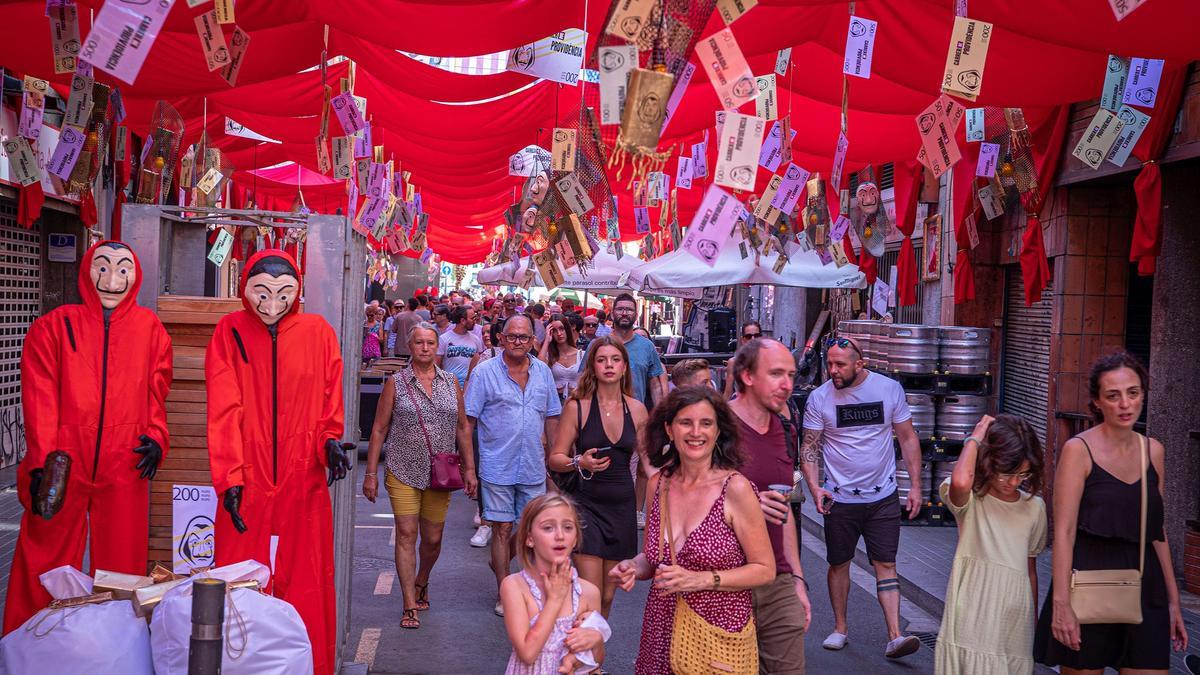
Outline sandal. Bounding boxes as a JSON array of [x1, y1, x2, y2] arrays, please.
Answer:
[[415, 582, 430, 611], [400, 608, 420, 629]]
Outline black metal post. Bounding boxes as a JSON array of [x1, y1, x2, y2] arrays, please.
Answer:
[[187, 578, 226, 675]]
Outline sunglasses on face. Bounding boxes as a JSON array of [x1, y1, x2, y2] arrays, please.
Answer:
[[743, 332, 761, 339]]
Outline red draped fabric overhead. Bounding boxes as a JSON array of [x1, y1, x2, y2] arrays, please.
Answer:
[[2, 0, 1198, 263], [1128, 62, 1189, 276]]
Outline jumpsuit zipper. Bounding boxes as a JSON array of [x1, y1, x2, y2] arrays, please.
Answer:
[[93, 316, 111, 481], [271, 329, 279, 485]]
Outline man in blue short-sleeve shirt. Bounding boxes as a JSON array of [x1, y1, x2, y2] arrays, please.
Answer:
[[465, 314, 561, 614]]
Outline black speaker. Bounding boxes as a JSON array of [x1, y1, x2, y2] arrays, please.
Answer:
[[707, 308, 736, 353]]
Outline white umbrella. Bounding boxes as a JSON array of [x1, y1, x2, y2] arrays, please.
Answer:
[[631, 239, 867, 294]]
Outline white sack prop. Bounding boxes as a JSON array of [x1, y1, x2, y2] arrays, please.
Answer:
[[150, 560, 312, 675], [0, 599, 153, 675]]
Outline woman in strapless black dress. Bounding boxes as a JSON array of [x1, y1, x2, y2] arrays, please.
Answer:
[[548, 336, 649, 617], [1034, 352, 1188, 673]]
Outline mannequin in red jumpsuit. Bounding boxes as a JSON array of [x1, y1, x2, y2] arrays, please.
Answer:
[[3, 240, 172, 633], [206, 250, 351, 675]]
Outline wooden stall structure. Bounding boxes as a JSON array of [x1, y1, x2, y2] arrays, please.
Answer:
[[122, 205, 365, 666], [148, 296, 242, 565]]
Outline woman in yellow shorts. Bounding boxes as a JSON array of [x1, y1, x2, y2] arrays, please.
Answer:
[[364, 323, 478, 629]]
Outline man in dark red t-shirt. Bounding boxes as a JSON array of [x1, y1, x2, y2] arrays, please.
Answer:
[[729, 338, 812, 674]]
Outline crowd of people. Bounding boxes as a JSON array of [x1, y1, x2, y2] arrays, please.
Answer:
[[359, 287, 1189, 675]]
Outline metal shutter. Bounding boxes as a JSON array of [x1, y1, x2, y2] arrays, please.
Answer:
[[1000, 263, 1053, 445], [0, 197, 41, 470]]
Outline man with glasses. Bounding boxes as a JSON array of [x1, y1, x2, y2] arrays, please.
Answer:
[[578, 315, 599, 351], [799, 336, 924, 660], [724, 321, 764, 398], [464, 314, 561, 617]]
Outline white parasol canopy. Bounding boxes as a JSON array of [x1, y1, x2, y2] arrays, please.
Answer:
[[631, 239, 867, 294]]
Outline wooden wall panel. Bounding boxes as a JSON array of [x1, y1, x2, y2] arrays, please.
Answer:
[[147, 296, 242, 568]]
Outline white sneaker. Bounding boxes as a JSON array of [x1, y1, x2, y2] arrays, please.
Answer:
[[884, 635, 921, 659], [473, 512, 482, 527], [822, 632, 848, 650], [470, 525, 492, 548], [636, 511, 646, 529], [494, 600, 505, 617]]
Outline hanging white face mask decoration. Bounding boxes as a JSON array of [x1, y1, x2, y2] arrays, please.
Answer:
[[244, 256, 299, 326], [91, 244, 137, 310]]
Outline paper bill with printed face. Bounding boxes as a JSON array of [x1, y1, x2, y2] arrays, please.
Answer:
[[332, 136, 353, 180], [770, 163, 812, 215], [831, 132, 849, 194], [976, 142, 999, 177], [3, 137, 41, 186], [1123, 58, 1164, 108], [331, 91, 366, 135], [915, 96, 962, 178], [1072, 108, 1125, 169], [694, 28, 757, 111], [661, 62, 695, 134], [598, 45, 637, 125], [1101, 56, 1129, 112], [214, 0, 235, 24], [682, 184, 742, 267], [965, 107, 985, 142], [48, 124, 86, 180], [843, 15, 877, 79], [941, 16, 992, 101], [196, 167, 223, 195], [676, 155, 694, 190], [49, 1, 81, 73], [774, 48, 791, 77], [551, 128, 576, 172], [1106, 105, 1151, 166], [556, 173, 594, 215], [506, 29, 585, 86], [605, 0, 655, 42], [219, 26, 250, 87], [713, 112, 765, 192], [716, 0, 757, 24], [64, 67, 94, 128], [1108, 0, 1148, 21], [753, 174, 784, 224], [79, 0, 175, 84], [755, 75, 777, 120], [194, 10, 230, 72]]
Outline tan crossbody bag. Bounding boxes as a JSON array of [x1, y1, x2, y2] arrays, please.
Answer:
[[1069, 434, 1146, 625]]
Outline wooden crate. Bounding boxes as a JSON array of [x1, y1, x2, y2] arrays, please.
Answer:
[[147, 296, 244, 568]]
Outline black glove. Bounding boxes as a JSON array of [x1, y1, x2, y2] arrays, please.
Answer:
[[325, 440, 353, 486], [223, 487, 248, 533], [133, 435, 163, 480], [28, 468, 44, 518]]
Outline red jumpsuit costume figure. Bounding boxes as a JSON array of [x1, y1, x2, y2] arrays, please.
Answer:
[[4, 241, 172, 633], [206, 250, 350, 675]]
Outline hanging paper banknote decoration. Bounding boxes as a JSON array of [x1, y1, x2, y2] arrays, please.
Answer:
[[802, 174, 830, 250], [851, 166, 890, 256], [609, 67, 675, 185], [136, 100, 185, 204]]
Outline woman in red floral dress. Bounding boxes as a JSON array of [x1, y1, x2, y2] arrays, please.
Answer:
[[610, 386, 775, 674]]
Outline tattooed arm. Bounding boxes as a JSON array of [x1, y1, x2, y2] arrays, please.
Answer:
[[799, 429, 834, 514]]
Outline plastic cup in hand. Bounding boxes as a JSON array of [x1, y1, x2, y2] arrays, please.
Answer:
[[768, 483, 794, 500]]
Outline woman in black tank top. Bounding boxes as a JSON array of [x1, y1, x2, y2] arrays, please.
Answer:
[[1034, 352, 1187, 672], [547, 336, 649, 618]]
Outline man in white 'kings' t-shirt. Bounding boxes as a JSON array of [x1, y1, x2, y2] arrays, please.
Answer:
[[799, 336, 924, 661]]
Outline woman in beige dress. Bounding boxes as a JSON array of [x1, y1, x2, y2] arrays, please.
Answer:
[[935, 414, 1047, 675]]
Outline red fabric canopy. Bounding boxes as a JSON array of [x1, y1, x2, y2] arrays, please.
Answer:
[[3, 0, 1198, 264]]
